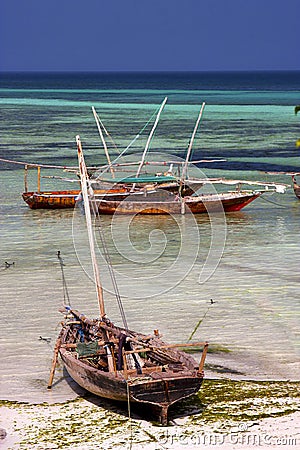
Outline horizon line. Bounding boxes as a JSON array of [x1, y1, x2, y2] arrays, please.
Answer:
[[1, 69, 300, 75]]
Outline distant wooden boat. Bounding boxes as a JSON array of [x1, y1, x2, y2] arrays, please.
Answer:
[[292, 175, 300, 199], [22, 188, 128, 210], [21, 178, 201, 209], [89, 101, 260, 215], [22, 190, 81, 209], [21, 100, 285, 213], [20, 101, 226, 211], [48, 136, 209, 425], [92, 190, 261, 215]]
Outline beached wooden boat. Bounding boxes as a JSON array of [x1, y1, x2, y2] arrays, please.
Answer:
[[57, 309, 207, 424], [48, 136, 208, 425], [292, 175, 300, 199]]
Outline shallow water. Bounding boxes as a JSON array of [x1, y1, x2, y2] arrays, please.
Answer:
[[0, 72, 299, 403]]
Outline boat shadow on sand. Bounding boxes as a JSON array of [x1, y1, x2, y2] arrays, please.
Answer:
[[61, 367, 207, 425]]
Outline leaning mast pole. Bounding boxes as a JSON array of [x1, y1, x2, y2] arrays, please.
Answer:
[[92, 106, 115, 178], [135, 96, 168, 179], [181, 102, 205, 182], [76, 135, 105, 318]]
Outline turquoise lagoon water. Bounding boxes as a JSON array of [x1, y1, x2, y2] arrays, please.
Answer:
[[0, 72, 300, 403]]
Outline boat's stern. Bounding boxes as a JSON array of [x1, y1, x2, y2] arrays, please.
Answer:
[[129, 371, 203, 424]]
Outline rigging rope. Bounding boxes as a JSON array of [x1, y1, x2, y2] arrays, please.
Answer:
[[87, 186, 129, 330], [94, 110, 119, 154], [95, 103, 163, 180]]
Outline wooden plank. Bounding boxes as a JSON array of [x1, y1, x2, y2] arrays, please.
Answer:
[[125, 365, 164, 375], [61, 337, 119, 349], [124, 341, 208, 355]]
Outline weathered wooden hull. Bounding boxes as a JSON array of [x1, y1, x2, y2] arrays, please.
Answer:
[[22, 190, 81, 209], [93, 191, 261, 215], [60, 347, 202, 405], [21, 178, 204, 210], [294, 187, 300, 199], [57, 310, 207, 424]]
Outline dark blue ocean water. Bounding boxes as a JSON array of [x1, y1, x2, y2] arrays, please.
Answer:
[[1, 70, 300, 93], [0, 72, 299, 403], [1, 71, 300, 173]]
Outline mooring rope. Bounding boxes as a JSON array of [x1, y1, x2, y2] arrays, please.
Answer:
[[126, 380, 133, 450], [259, 193, 289, 208], [57, 251, 71, 306]]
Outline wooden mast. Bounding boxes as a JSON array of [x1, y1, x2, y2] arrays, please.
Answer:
[[76, 135, 105, 318], [92, 106, 115, 178], [181, 102, 205, 182]]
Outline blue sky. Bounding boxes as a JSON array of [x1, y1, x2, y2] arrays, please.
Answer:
[[0, 0, 299, 72]]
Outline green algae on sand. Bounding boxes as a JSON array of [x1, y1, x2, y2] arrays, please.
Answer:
[[1, 380, 299, 449]]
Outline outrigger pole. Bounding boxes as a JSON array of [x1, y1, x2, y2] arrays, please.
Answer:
[[76, 135, 105, 318]]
